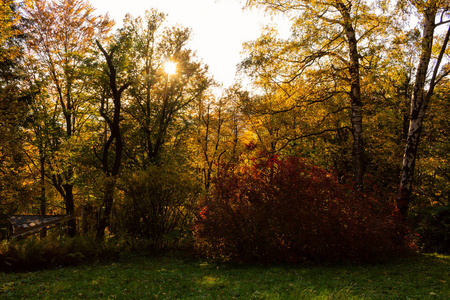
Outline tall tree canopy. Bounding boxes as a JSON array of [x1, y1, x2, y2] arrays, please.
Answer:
[[242, 0, 391, 190], [120, 10, 212, 168]]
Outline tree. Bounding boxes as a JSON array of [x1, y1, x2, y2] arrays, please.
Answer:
[[193, 87, 246, 189], [94, 39, 131, 240], [243, 0, 391, 190], [0, 0, 34, 219], [397, 0, 450, 219], [24, 0, 113, 236], [91, 10, 212, 238], [120, 10, 212, 167], [22, 78, 65, 236], [412, 82, 450, 207], [0, 0, 26, 167]]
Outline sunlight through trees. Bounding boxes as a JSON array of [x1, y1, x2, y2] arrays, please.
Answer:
[[0, 0, 449, 262]]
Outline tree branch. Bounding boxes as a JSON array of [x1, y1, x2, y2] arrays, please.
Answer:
[[427, 24, 450, 99]]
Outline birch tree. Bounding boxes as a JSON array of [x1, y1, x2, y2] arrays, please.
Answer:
[[397, 0, 450, 219]]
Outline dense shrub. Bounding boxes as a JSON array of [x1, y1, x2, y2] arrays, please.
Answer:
[[0, 234, 126, 272], [116, 165, 201, 250], [415, 204, 450, 254], [194, 155, 412, 263]]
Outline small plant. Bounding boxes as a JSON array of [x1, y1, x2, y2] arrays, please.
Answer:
[[194, 155, 412, 263]]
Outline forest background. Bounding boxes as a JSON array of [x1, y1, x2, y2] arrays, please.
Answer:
[[0, 0, 449, 265]]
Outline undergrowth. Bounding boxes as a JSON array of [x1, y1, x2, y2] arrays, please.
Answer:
[[0, 233, 126, 272]]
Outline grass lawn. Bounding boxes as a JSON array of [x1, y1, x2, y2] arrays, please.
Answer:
[[1, 253, 449, 299]]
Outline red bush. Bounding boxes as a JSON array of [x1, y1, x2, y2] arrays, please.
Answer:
[[194, 155, 412, 263]]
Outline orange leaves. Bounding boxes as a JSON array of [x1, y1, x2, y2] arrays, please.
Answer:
[[0, 0, 22, 62], [24, 0, 113, 61]]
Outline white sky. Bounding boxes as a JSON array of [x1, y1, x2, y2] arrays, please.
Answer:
[[90, 0, 290, 88]]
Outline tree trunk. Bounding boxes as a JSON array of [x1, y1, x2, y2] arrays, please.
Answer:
[[95, 41, 129, 239], [338, 2, 364, 191], [397, 7, 437, 220], [96, 177, 115, 240], [39, 151, 47, 239], [64, 183, 77, 237]]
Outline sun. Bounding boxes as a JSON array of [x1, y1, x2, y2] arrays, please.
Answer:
[[164, 61, 177, 75]]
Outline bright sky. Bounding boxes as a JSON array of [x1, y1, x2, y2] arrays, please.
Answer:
[[91, 0, 290, 88]]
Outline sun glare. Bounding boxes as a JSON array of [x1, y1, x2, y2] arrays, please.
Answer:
[[164, 61, 177, 75]]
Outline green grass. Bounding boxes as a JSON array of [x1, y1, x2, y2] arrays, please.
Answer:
[[1, 254, 449, 299]]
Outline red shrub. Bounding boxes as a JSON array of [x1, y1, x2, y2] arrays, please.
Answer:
[[194, 155, 412, 263]]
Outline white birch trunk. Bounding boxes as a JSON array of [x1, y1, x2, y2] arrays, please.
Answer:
[[338, 1, 365, 191], [397, 7, 437, 219]]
